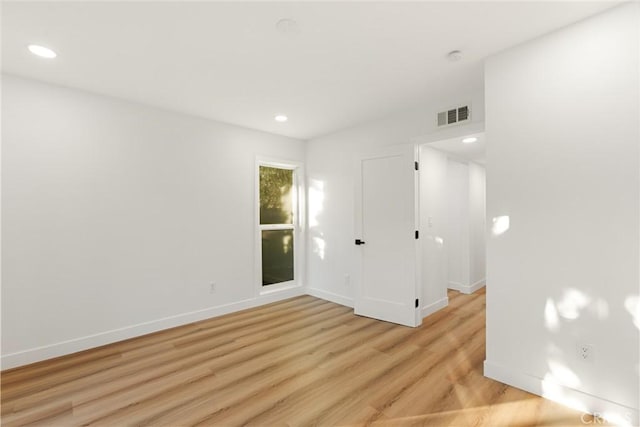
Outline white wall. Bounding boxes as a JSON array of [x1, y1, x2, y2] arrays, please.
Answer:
[[419, 146, 449, 315], [446, 160, 470, 289], [306, 90, 484, 311], [1, 75, 306, 368], [484, 4, 639, 424], [468, 162, 486, 286], [443, 158, 486, 294]]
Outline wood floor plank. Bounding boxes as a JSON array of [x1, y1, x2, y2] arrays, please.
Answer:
[[136, 320, 392, 426], [3, 300, 345, 411], [1, 290, 605, 427], [78, 309, 369, 425], [2, 295, 320, 390], [1, 296, 321, 403], [19, 305, 355, 426]]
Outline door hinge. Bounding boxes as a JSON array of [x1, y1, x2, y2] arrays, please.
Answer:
[[415, 298, 419, 308], [414, 161, 419, 171], [415, 230, 419, 239]]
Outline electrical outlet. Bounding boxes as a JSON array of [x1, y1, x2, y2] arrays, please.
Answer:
[[209, 283, 216, 293], [577, 343, 594, 362]]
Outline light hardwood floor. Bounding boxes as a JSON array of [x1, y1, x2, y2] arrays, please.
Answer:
[[2, 289, 601, 426]]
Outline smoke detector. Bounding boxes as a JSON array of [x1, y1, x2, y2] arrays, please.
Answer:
[[276, 18, 298, 35], [447, 50, 463, 62]]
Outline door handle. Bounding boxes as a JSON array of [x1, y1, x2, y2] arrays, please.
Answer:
[[355, 239, 366, 245]]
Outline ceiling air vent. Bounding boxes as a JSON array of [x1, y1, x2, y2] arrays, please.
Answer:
[[437, 105, 470, 127]]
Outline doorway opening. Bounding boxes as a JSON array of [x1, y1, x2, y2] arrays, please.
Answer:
[[418, 132, 486, 308]]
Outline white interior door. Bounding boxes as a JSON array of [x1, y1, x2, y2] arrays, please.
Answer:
[[354, 144, 421, 327]]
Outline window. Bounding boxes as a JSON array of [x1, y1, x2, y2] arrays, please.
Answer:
[[257, 160, 301, 291]]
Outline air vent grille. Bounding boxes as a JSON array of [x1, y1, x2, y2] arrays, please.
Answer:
[[447, 109, 457, 124], [458, 106, 469, 121], [437, 104, 471, 127]]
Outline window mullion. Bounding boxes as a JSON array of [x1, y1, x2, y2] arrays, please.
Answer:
[[260, 224, 295, 231]]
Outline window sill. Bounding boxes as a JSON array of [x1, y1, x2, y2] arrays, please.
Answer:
[[260, 282, 301, 296]]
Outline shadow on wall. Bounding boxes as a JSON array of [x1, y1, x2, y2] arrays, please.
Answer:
[[625, 296, 640, 330], [490, 215, 638, 426], [541, 288, 599, 416], [309, 178, 326, 260], [541, 288, 637, 426]]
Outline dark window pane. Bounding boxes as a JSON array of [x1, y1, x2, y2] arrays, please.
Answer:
[[262, 229, 294, 286], [260, 166, 293, 224]]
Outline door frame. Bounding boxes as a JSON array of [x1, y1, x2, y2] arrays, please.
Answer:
[[353, 143, 422, 327]]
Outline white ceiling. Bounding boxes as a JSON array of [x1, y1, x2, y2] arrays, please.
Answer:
[[427, 132, 486, 165], [2, 1, 617, 140]]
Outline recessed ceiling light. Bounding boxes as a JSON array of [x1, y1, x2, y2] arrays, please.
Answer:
[[28, 44, 57, 59], [447, 50, 463, 62], [462, 137, 478, 144], [275, 115, 288, 123]]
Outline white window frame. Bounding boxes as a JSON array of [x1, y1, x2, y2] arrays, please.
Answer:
[[255, 156, 305, 296]]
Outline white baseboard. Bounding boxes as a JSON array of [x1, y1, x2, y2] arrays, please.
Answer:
[[448, 281, 463, 292], [448, 278, 486, 295], [306, 287, 354, 308], [307, 289, 448, 321], [484, 360, 639, 426], [1, 286, 305, 370], [465, 279, 486, 294], [421, 296, 449, 318]]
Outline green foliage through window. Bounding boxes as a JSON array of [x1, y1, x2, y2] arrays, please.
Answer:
[[260, 166, 293, 224], [261, 229, 294, 285]]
